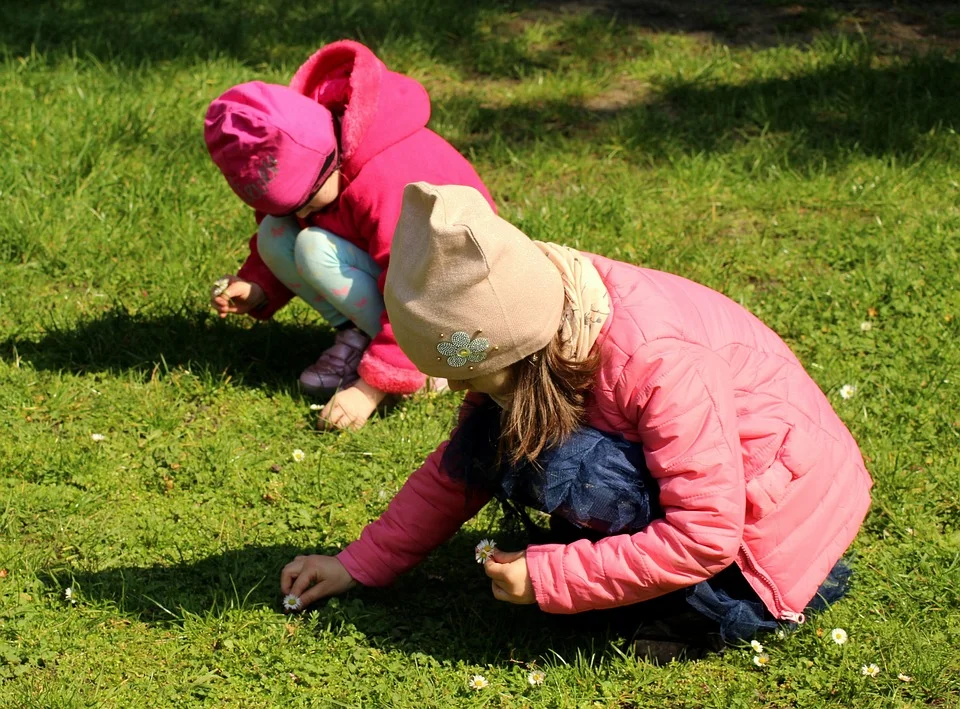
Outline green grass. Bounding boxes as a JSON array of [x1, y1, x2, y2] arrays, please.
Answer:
[[2, 1, 960, 706]]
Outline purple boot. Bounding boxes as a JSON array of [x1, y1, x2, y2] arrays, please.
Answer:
[[299, 328, 371, 395]]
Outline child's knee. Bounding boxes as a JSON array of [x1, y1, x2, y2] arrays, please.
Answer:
[[294, 227, 342, 270], [256, 216, 299, 269]]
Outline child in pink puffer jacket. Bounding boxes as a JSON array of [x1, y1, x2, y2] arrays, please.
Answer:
[[280, 183, 873, 648], [204, 41, 494, 430]]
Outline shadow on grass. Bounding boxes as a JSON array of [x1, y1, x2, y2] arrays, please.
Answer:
[[44, 536, 712, 664], [449, 51, 960, 169], [3, 307, 329, 394], [3, 0, 957, 68]]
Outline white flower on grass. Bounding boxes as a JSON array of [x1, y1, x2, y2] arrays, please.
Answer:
[[64, 587, 76, 605], [830, 628, 848, 645], [839, 384, 857, 400], [292, 449, 305, 463], [282, 594, 302, 612], [753, 653, 770, 668], [475, 539, 496, 563], [528, 669, 546, 686], [860, 321, 873, 332], [91, 433, 105, 442], [467, 674, 488, 690], [750, 639, 764, 653], [776, 630, 786, 639], [861, 663, 880, 677], [897, 673, 913, 682]]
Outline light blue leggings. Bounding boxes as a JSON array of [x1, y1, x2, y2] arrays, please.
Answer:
[[256, 216, 384, 338]]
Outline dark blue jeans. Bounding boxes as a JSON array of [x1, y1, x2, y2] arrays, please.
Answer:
[[500, 427, 849, 643]]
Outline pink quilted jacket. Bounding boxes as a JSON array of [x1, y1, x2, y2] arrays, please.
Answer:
[[337, 254, 873, 619]]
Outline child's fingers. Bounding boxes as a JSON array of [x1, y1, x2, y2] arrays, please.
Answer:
[[484, 558, 509, 582], [280, 557, 305, 594], [289, 569, 320, 600], [212, 295, 238, 313], [490, 580, 510, 601], [299, 581, 335, 608], [490, 548, 524, 564]]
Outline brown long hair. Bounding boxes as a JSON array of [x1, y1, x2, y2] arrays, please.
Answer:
[[498, 332, 601, 467]]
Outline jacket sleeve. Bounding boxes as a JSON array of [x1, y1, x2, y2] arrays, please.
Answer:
[[525, 339, 746, 614], [343, 176, 427, 394], [235, 212, 295, 320], [337, 394, 492, 585]]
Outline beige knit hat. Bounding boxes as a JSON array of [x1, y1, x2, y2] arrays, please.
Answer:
[[385, 182, 565, 380]]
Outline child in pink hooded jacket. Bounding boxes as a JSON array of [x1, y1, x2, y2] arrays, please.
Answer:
[[280, 183, 873, 647], [204, 41, 494, 429]]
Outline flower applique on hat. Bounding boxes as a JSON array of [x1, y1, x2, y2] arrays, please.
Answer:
[[437, 331, 491, 369]]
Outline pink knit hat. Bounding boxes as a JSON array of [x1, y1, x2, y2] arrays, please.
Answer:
[[204, 81, 338, 215]]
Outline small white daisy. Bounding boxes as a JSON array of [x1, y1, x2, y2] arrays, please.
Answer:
[[753, 653, 770, 668], [528, 669, 546, 686], [467, 674, 488, 690], [475, 539, 496, 563], [839, 384, 857, 400], [859, 321, 873, 332], [750, 639, 764, 653], [830, 628, 848, 645], [776, 630, 786, 639], [91, 433, 105, 442], [64, 587, 76, 605], [292, 449, 305, 463], [211, 277, 231, 298], [897, 673, 912, 682], [282, 594, 302, 612], [309, 404, 323, 411], [861, 663, 880, 677]]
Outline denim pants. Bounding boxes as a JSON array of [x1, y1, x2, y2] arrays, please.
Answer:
[[501, 427, 849, 643]]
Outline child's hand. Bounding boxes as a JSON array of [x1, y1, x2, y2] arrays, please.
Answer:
[[210, 276, 266, 318], [318, 379, 387, 430], [484, 549, 536, 605], [280, 554, 357, 607]]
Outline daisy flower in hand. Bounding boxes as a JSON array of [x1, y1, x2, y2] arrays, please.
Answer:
[[475, 539, 496, 563], [282, 594, 303, 613], [212, 278, 231, 298], [467, 674, 488, 690], [830, 628, 848, 645]]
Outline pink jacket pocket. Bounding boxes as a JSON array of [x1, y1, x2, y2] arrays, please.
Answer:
[[745, 459, 792, 518], [744, 428, 817, 518]]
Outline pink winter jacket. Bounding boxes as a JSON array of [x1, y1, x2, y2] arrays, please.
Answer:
[[337, 254, 873, 619], [236, 41, 495, 394]]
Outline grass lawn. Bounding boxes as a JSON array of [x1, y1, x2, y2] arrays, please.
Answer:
[[2, 1, 959, 706]]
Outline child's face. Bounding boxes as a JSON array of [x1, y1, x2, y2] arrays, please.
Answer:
[[294, 171, 341, 219], [447, 368, 514, 398]]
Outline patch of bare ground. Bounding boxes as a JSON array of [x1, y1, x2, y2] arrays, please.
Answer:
[[528, 1, 960, 54]]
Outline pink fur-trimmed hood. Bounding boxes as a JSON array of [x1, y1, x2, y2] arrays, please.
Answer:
[[290, 40, 431, 178]]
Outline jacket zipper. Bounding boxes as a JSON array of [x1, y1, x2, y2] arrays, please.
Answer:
[[739, 543, 806, 624]]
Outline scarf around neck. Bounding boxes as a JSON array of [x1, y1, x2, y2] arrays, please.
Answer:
[[534, 241, 612, 361]]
